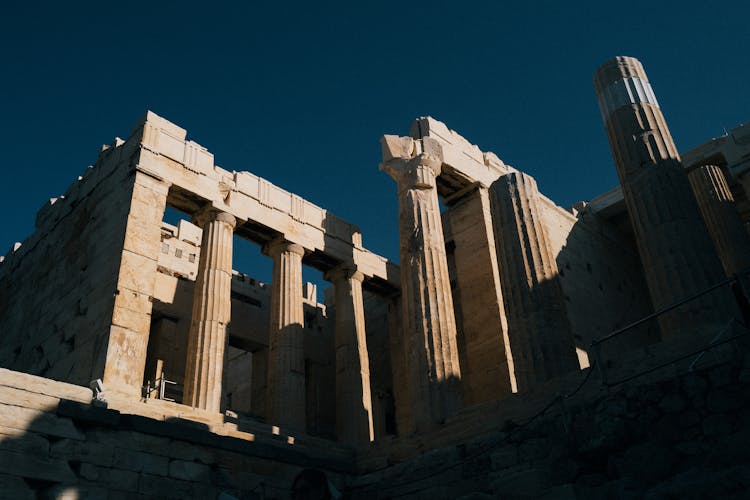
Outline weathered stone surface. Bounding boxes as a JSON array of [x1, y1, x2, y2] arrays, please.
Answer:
[[183, 208, 236, 413], [445, 186, 515, 402], [381, 152, 463, 432], [489, 171, 579, 389], [594, 56, 733, 339], [688, 164, 750, 277], [326, 264, 374, 445], [265, 238, 306, 431]]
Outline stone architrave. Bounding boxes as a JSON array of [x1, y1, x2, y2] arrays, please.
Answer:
[[594, 56, 731, 338], [688, 164, 750, 277], [325, 264, 374, 445], [183, 208, 237, 413], [381, 152, 463, 432], [446, 185, 516, 402], [264, 238, 306, 431], [489, 171, 579, 390]]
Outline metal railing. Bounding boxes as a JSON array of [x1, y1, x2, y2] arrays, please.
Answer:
[[589, 269, 750, 386], [143, 374, 181, 402]]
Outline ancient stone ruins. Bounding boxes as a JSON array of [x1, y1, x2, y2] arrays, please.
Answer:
[[1, 56, 750, 498]]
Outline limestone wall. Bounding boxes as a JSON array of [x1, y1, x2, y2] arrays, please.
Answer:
[[539, 197, 656, 360], [0, 367, 353, 499], [351, 336, 750, 499], [0, 138, 140, 387]]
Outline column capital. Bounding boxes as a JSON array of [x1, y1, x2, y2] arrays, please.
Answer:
[[192, 206, 237, 229], [325, 263, 364, 284], [263, 237, 305, 258], [382, 154, 442, 190]]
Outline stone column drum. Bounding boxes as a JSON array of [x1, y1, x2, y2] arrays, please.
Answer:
[[489, 171, 579, 390], [382, 153, 463, 432], [326, 264, 374, 444], [688, 164, 750, 277], [594, 56, 729, 338], [265, 239, 306, 431], [183, 208, 236, 413]]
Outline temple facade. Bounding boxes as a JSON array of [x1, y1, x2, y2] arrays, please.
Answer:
[[1, 56, 749, 498]]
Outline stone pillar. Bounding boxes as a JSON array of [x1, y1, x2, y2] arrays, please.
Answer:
[[594, 56, 730, 338], [688, 164, 750, 276], [325, 264, 374, 445], [103, 172, 170, 396], [445, 185, 516, 402], [264, 238, 306, 431], [382, 153, 463, 432], [489, 171, 579, 391], [183, 208, 236, 413]]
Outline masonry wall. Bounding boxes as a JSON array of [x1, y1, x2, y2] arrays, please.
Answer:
[[539, 198, 656, 360], [0, 368, 353, 500], [0, 139, 139, 387], [351, 338, 750, 499]]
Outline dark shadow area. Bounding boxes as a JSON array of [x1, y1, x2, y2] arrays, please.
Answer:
[[0, 395, 356, 500]]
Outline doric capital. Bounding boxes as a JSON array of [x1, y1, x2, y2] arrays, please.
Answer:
[[325, 263, 364, 284], [192, 206, 237, 229], [381, 153, 442, 190], [263, 237, 305, 258]]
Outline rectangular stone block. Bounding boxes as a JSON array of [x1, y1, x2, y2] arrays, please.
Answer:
[[117, 249, 158, 296], [0, 472, 34, 500], [0, 404, 84, 441], [0, 425, 49, 455], [138, 472, 194, 497], [50, 438, 114, 467], [168, 459, 212, 482], [113, 447, 169, 476], [0, 448, 77, 483], [102, 325, 150, 394]]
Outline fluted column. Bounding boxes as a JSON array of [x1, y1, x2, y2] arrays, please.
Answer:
[[183, 208, 236, 413], [688, 164, 750, 277], [489, 172, 579, 391], [325, 264, 374, 445], [264, 238, 306, 431], [382, 153, 462, 432], [594, 56, 731, 338]]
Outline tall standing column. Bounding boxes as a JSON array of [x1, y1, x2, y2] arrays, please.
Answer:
[[264, 238, 306, 431], [446, 185, 516, 402], [183, 208, 236, 413], [382, 153, 462, 432], [489, 171, 579, 391], [688, 164, 750, 276], [594, 56, 731, 338], [325, 264, 374, 445]]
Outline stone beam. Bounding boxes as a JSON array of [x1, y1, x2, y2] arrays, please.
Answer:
[[124, 111, 399, 292]]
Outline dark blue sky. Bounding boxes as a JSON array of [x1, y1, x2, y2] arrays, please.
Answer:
[[2, 1, 749, 287]]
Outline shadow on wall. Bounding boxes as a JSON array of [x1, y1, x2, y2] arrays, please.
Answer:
[[0, 398, 321, 500], [553, 207, 658, 365]]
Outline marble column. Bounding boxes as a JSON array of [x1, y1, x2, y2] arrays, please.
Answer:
[[594, 56, 731, 338], [183, 208, 236, 413], [264, 238, 306, 431], [445, 185, 516, 402], [382, 153, 463, 432], [688, 164, 750, 277], [325, 264, 374, 445], [489, 171, 579, 391]]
